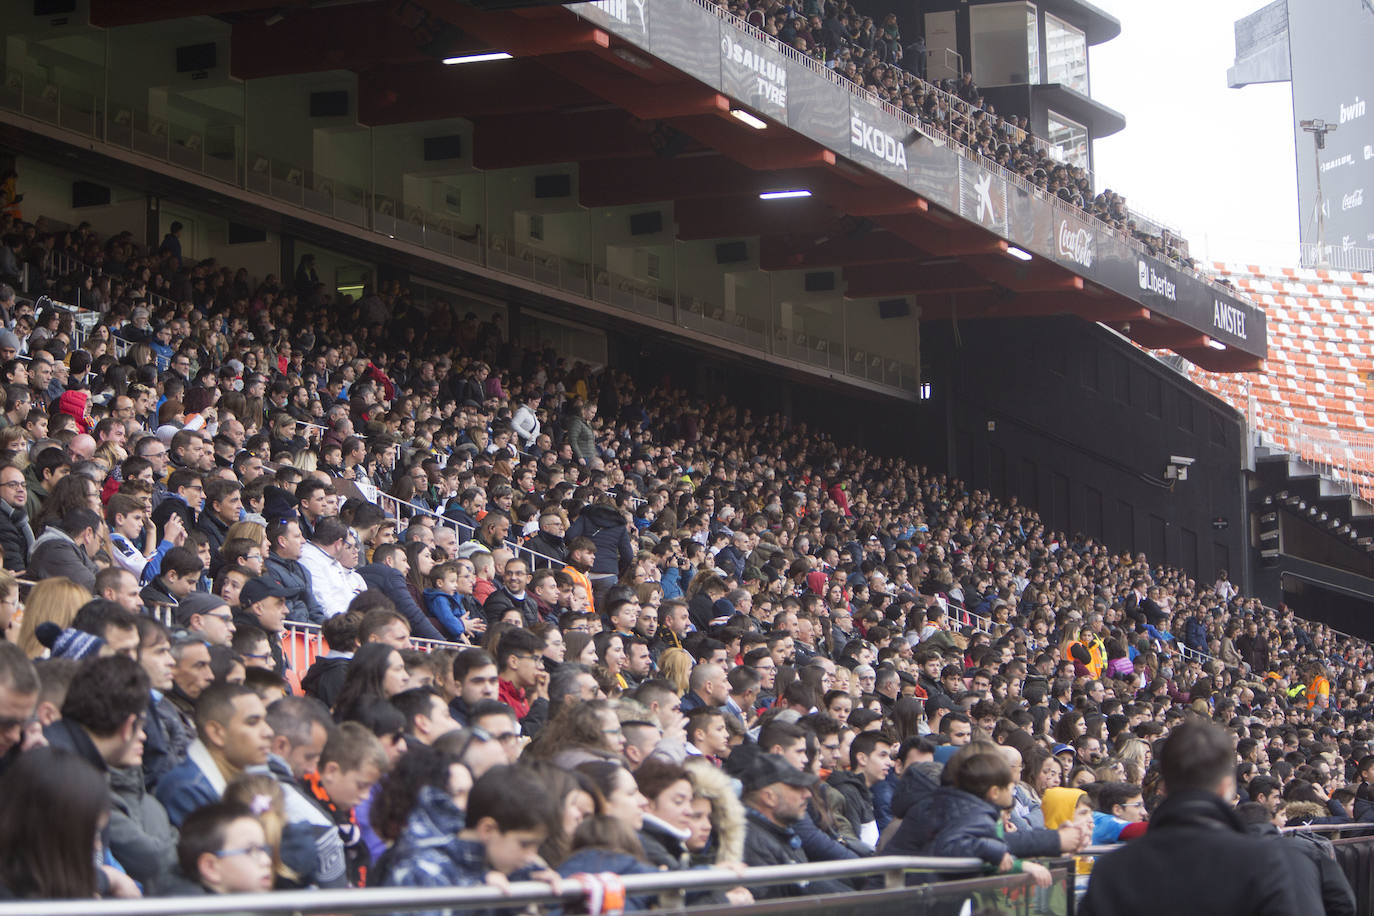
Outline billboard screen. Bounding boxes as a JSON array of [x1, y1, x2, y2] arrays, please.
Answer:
[[1289, 1, 1374, 254]]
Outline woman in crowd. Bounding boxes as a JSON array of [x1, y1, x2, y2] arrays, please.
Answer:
[[332, 643, 412, 723]]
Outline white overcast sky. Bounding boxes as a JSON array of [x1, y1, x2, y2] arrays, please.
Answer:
[[1088, 0, 1300, 267]]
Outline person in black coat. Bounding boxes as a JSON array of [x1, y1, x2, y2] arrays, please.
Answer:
[[739, 755, 854, 899], [0, 466, 33, 572], [1236, 803, 1355, 916], [567, 501, 634, 578], [1080, 722, 1320, 916]]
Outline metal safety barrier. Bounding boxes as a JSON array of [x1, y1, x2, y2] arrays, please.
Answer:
[[0, 855, 1072, 916]]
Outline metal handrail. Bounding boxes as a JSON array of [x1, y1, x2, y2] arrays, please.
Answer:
[[1282, 822, 1374, 834], [283, 620, 463, 668], [0, 855, 998, 915], [372, 490, 567, 571]]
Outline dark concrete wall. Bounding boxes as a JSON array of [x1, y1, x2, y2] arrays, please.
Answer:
[[921, 316, 1248, 584]]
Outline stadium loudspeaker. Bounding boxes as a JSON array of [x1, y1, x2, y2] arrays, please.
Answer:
[[71, 180, 110, 208], [423, 135, 464, 161], [629, 211, 663, 236], [804, 271, 835, 292], [878, 298, 911, 319], [309, 90, 349, 118], [1257, 508, 1281, 567], [715, 241, 748, 264], [227, 222, 267, 245], [175, 43, 217, 73], [533, 174, 571, 199]]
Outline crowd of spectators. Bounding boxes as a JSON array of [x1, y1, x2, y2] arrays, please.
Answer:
[[0, 204, 1361, 915], [708, 0, 1193, 268]]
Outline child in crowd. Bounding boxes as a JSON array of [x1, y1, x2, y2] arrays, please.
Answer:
[[301, 722, 389, 886], [1091, 782, 1147, 845], [1042, 786, 1095, 898], [383, 763, 557, 902], [177, 801, 276, 895], [900, 745, 1054, 886], [425, 561, 470, 641]]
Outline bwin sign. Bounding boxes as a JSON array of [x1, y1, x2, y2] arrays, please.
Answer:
[[851, 116, 907, 169], [1213, 299, 1247, 340]]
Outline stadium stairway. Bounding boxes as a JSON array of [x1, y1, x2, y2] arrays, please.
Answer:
[[1184, 260, 1374, 543]]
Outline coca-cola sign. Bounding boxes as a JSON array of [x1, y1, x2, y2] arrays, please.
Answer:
[[1057, 220, 1094, 269]]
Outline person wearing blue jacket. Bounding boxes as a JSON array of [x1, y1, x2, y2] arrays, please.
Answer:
[[155, 683, 274, 827], [424, 561, 470, 641]]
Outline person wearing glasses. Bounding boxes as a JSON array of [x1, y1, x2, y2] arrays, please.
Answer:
[[1090, 782, 1146, 845], [0, 462, 32, 573], [175, 801, 275, 894]]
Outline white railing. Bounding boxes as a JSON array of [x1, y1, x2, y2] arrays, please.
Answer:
[[371, 490, 566, 571], [281, 619, 462, 671], [1301, 242, 1374, 272], [1280, 420, 1374, 502], [0, 855, 1004, 916]]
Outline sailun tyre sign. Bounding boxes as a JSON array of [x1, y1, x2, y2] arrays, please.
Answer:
[[719, 33, 787, 118]]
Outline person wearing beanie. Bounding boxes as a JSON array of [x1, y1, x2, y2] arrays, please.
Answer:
[[35, 622, 105, 660]]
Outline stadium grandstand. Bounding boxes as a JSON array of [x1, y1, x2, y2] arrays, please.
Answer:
[[0, 0, 1364, 915]]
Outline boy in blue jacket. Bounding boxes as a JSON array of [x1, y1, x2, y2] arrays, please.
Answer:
[[383, 762, 559, 914], [889, 744, 1053, 886]]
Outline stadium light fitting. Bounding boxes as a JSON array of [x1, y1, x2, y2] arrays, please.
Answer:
[[1205, 338, 1227, 350], [759, 189, 812, 200], [443, 52, 512, 64], [730, 109, 768, 130], [1005, 246, 1033, 261]]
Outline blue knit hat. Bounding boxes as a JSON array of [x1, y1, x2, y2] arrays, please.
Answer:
[[36, 622, 105, 660]]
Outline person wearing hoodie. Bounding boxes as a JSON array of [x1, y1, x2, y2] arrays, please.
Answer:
[[56, 388, 91, 435], [682, 756, 747, 867], [423, 561, 473, 642], [357, 543, 444, 641], [28, 507, 102, 591], [44, 656, 179, 893], [566, 499, 634, 605], [1235, 802, 1356, 916]]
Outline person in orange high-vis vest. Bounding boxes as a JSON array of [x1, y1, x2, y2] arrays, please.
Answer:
[[564, 563, 595, 618], [1307, 668, 1330, 710]]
